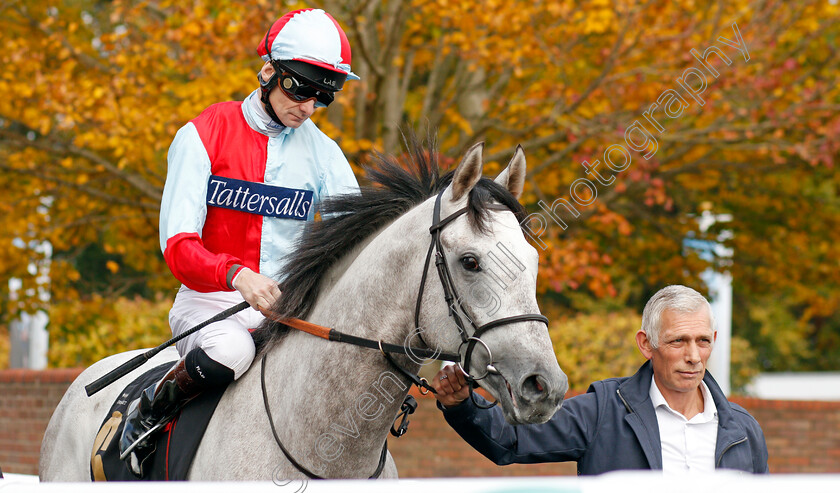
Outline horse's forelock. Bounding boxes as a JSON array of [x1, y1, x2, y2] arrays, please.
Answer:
[[466, 178, 527, 234]]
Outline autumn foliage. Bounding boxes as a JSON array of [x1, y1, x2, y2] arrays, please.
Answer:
[[1, 0, 839, 375]]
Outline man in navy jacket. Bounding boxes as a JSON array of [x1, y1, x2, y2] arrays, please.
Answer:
[[433, 285, 768, 475]]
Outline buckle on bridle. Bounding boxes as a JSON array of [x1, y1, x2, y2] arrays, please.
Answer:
[[434, 251, 446, 266], [418, 378, 431, 395]]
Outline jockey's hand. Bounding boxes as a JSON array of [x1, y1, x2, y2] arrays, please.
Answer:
[[432, 365, 470, 408], [233, 267, 281, 315]]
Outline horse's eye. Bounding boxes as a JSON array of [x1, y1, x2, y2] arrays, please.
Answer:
[[460, 255, 481, 272]]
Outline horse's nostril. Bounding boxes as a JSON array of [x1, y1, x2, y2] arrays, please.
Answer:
[[521, 374, 548, 401]]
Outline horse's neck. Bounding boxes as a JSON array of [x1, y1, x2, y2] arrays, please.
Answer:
[[309, 198, 435, 340], [261, 203, 433, 477]]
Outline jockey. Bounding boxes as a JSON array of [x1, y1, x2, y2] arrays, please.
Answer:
[[119, 8, 360, 476]]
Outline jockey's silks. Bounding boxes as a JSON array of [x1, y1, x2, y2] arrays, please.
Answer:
[[160, 90, 359, 292]]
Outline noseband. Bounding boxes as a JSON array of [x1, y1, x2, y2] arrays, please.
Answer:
[[414, 188, 549, 408]]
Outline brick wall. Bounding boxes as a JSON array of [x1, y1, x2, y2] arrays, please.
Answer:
[[731, 396, 840, 473], [2, 370, 838, 476], [0, 368, 84, 475]]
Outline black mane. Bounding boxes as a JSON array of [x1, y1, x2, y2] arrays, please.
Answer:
[[251, 138, 527, 351]]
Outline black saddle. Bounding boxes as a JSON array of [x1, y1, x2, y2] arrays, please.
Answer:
[[90, 362, 228, 481]]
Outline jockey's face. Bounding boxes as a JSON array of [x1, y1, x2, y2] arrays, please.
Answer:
[[260, 63, 317, 128]]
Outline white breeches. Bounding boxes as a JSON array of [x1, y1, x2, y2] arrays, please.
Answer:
[[169, 286, 265, 379]]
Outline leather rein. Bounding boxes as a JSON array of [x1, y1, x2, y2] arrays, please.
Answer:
[[261, 187, 549, 479]]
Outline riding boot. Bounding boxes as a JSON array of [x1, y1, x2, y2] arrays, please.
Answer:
[[119, 358, 202, 477]]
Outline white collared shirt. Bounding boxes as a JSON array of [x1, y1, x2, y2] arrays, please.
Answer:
[[649, 375, 718, 474]]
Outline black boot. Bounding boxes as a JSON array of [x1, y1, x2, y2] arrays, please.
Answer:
[[119, 358, 202, 477]]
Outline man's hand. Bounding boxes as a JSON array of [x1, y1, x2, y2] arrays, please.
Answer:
[[432, 365, 470, 408], [233, 268, 282, 315]]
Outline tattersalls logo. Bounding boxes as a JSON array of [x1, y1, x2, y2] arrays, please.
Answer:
[[206, 175, 313, 220]]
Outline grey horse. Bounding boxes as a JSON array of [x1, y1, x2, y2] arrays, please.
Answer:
[[40, 141, 568, 480]]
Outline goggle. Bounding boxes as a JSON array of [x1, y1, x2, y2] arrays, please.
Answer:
[[279, 74, 334, 108]]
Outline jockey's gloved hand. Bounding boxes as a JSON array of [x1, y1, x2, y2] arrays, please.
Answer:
[[232, 267, 281, 314]]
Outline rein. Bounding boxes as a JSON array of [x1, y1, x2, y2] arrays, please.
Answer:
[[260, 354, 388, 479], [264, 315, 459, 394], [258, 315, 456, 479]]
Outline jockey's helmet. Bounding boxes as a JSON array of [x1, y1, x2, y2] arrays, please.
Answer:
[[257, 9, 358, 110]]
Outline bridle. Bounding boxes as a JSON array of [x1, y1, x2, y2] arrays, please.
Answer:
[[262, 186, 550, 478], [414, 188, 549, 408]]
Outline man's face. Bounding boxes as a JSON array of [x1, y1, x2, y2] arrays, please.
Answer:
[[268, 83, 317, 128], [639, 309, 716, 397], [260, 63, 318, 128]]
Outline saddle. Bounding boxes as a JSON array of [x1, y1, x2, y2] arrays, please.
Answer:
[[90, 362, 228, 481]]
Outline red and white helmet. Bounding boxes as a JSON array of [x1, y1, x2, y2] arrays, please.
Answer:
[[257, 8, 359, 92]]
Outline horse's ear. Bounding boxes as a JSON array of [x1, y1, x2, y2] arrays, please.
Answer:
[[495, 145, 526, 200], [450, 142, 485, 202]]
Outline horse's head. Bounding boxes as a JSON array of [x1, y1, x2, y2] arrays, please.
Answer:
[[417, 143, 568, 425]]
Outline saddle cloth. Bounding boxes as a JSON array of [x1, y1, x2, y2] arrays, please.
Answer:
[[90, 362, 228, 481]]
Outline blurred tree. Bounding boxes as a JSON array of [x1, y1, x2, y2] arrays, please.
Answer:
[[47, 294, 171, 367], [549, 309, 646, 391], [728, 335, 759, 392], [0, 327, 9, 368], [0, 0, 837, 375]]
